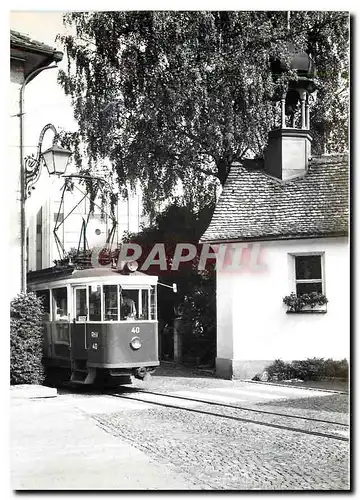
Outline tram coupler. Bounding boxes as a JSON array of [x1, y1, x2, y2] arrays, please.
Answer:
[[133, 367, 148, 380]]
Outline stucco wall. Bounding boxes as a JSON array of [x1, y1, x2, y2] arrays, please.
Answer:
[[216, 237, 349, 378], [216, 271, 234, 360]]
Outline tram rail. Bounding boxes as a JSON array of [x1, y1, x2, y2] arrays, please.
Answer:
[[110, 389, 349, 443]]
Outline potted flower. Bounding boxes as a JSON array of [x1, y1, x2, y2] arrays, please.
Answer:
[[283, 292, 328, 313]]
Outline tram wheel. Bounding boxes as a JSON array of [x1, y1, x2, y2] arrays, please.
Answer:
[[44, 366, 71, 387], [95, 371, 132, 388]]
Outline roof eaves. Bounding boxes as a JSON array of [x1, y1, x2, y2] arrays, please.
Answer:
[[10, 30, 63, 83], [200, 231, 348, 245], [10, 30, 57, 57]]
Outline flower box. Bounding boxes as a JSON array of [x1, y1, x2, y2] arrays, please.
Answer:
[[286, 307, 327, 314], [283, 292, 328, 314]]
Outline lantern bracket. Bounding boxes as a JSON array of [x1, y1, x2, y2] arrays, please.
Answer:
[[24, 123, 71, 198]]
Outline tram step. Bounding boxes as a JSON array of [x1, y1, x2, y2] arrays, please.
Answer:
[[70, 369, 96, 385]]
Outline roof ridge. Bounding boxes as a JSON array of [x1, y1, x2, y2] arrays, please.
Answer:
[[310, 153, 349, 165]]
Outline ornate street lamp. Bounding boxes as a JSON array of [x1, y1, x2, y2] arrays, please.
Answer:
[[20, 122, 72, 292], [25, 123, 72, 198]]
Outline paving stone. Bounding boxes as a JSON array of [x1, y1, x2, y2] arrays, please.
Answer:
[[94, 369, 350, 490], [11, 367, 350, 490], [96, 402, 349, 490]]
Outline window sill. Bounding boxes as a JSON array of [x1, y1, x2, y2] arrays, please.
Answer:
[[286, 309, 327, 314]]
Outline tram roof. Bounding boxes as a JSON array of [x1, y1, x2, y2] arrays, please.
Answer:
[[27, 266, 158, 286]]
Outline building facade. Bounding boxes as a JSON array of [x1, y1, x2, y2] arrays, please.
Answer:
[[10, 31, 146, 279], [9, 30, 64, 298], [202, 153, 349, 380], [27, 181, 145, 271], [201, 50, 349, 379]]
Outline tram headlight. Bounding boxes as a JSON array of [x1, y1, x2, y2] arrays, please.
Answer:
[[126, 260, 138, 272], [130, 336, 142, 350]]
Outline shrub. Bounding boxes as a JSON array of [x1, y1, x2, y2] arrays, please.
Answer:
[[322, 358, 349, 379], [265, 358, 349, 381], [290, 358, 325, 380], [10, 292, 45, 385], [266, 359, 293, 381]]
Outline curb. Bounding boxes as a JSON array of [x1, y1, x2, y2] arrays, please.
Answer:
[[244, 380, 348, 395], [11, 384, 58, 399]]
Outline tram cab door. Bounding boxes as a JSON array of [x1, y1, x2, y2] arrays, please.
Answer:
[[71, 286, 88, 360]]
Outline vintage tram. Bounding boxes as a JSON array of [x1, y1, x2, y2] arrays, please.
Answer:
[[27, 265, 159, 386]]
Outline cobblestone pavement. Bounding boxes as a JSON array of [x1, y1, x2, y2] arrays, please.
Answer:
[[80, 366, 350, 491], [94, 405, 349, 490]]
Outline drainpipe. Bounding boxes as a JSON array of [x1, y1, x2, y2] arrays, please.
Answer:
[[19, 60, 62, 292], [127, 187, 130, 232]]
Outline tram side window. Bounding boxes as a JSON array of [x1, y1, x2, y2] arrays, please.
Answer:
[[88, 285, 101, 321], [36, 290, 50, 321], [75, 288, 87, 321], [120, 289, 138, 320], [52, 288, 68, 321], [103, 285, 118, 321], [141, 289, 149, 320]]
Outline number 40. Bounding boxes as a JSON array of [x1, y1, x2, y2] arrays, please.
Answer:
[[131, 326, 140, 334]]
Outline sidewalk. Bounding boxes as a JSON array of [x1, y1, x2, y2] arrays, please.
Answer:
[[10, 392, 199, 490]]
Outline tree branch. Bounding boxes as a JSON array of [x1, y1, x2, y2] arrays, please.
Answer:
[[234, 146, 249, 160], [191, 164, 218, 177], [168, 118, 212, 154]]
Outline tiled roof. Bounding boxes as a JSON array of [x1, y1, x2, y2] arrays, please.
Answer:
[[10, 30, 58, 57], [200, 154, 349, 243]]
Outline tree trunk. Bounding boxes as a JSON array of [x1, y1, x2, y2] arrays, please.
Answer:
[[216, 158, 231, 186]]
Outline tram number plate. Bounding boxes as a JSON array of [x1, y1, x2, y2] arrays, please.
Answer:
[[91, 331, 99, 338], [131, 327, 140, 334]]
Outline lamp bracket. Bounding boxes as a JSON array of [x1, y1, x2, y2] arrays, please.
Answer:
[[25, 123, 59, 198]]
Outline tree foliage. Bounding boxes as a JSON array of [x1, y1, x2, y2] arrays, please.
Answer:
[[57, 11, 349, 215], [124, 201, 216, 363], [123, 200, 216, 287], [122, 203, 215, 324]]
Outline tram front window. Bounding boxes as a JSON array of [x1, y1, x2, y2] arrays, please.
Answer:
[[36, 290, 50, 321], [88, 285, 101, 321], [52, 287, 68, 321], [120, 290, 138, 320], [103, 285, 118, 321], [141, 289, 149, 320]]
